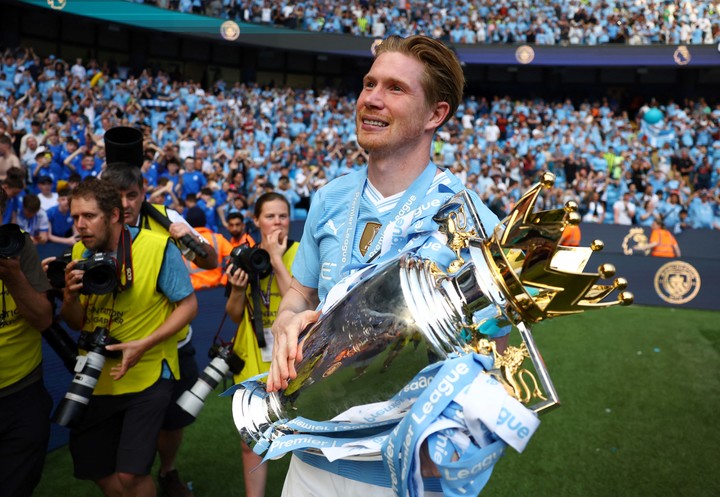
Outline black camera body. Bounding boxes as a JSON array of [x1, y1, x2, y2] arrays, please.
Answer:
[[77, 326, 122, 357], [47, 252, 119, 295], [229, 245, 271, 279], [53, 327, 121, 428], [0, 224, 26, 258], [176, 343, 245, 418], [208, 343, 245, 374]]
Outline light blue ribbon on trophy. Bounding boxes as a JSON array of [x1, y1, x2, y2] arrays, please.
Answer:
[[382, 353, 540, 497], [225, 353, 538, 495], [223, 362, 447, 458]]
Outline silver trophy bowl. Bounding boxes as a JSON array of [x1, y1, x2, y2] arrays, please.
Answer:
[[232, 175, 632, 449]]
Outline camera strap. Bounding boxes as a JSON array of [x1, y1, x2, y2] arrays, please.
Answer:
[[249, 275, 267, 348], [115, 225, 134, 292], [0, 282, 6, 327]]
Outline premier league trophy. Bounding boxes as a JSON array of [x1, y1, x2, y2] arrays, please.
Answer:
[[231, 172, 632, 459]]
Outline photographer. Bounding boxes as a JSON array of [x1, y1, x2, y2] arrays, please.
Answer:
[[102, 161, 215, 497], [59, 178, 197, 497], [224, 192, 297, 497], [0, 189, 54, 497]]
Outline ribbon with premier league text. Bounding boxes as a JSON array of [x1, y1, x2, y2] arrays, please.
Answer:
[[382, 353, 540, 497], [223, 353, 540, 496]]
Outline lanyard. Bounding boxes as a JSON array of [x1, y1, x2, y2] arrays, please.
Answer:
[[336, 162, 438, 282]]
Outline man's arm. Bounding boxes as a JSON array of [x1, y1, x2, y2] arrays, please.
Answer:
[[162, 207, 219, 269], [267, 278, 320, 392], [168, 221, 219, 269], [0, 257, 52, 331], [63, 145, 84, 170], [105, 292, 198, 380]]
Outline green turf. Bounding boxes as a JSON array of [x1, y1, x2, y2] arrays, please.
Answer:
[[33, 305, 720, 496]]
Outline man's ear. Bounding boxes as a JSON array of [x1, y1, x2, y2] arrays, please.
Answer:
[[111, 207, 121, 224], [426, 101, 451, 132]]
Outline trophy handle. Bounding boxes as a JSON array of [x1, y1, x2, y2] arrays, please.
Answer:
[[516, 322, 560, 413]]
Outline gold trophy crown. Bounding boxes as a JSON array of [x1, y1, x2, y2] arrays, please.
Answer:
[[477, 171, 634, 324]]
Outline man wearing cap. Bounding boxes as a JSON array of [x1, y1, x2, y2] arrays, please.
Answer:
[[31, 147, 55, 187], [37, 176, 59, 211]]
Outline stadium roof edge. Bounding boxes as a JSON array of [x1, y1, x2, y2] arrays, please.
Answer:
[[19, 0, 720, 67]]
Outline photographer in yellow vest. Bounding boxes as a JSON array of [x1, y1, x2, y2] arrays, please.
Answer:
[[225, 192, 298, 497], [0, 188, 54, 497], [102, 140, 218, 497], [60, 178, 197, 497]]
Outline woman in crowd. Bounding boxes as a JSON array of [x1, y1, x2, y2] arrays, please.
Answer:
[[224, 192, 298, 497]]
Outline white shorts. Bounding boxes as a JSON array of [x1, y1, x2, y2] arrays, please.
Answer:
[[281, 455, 443, 497]]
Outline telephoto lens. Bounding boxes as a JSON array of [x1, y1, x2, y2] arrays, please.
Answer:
[[177, 344, 244, 418], [52, 327, 120, 428]]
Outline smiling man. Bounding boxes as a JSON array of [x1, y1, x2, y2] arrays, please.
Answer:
[[268, 35, 501, 497]]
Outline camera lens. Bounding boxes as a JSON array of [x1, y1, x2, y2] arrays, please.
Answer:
[[230, 246, 271, 279], [52, 349, 107, 427], [82, 264, 119, 295], [247, 249, 270, 273], [176, 356, 231, 418], [0, 224, 26, 258]]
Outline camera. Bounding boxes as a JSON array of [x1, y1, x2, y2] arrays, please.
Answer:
[[176, 343, 245, 418], [0, 224, 26, 258], [52, 327, 120, 428], [47, 253, 119, 295], [229, 245, 271, 279]]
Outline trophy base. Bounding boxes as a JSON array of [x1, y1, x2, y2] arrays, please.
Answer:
[[232, 383, 285, 446]]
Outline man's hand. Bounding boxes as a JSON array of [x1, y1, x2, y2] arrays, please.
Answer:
[[105, 338, 149, 380], [40, 256, 56, 273], [267, 309, 320, 392], [63, 260, 84, 303], [168, 221, 194, 241]]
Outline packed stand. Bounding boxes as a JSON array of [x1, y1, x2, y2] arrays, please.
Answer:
[[1, 45, 719, 252], [142, 0, 720, 46]]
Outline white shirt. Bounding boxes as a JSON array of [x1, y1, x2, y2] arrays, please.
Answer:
[[39, 192, 59, 212]]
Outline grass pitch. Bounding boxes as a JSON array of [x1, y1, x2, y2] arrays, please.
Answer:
[[34, 305, 720, 496]]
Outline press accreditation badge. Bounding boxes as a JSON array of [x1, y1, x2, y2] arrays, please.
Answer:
[[261, 327, 274, 363]]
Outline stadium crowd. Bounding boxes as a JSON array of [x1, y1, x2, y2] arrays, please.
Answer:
[[143, 0, 720, 46], [1, 44, 720, 248]]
